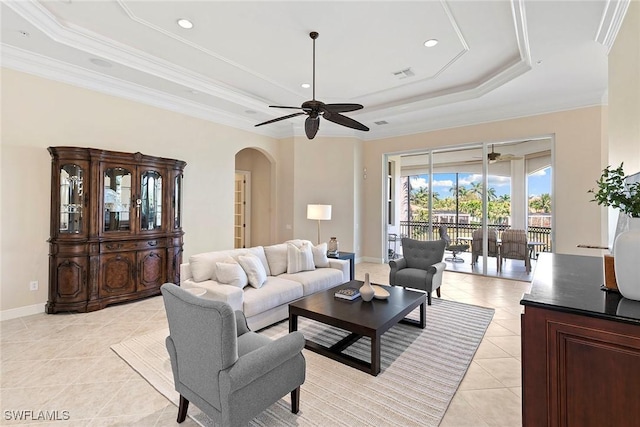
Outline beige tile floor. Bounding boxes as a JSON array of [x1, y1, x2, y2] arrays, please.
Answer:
[[1, 263, 530, 426]]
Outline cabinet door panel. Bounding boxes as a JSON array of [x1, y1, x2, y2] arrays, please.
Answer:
[[100, 252, 136, 297], [137, 249, 166, 290], [55, 258, 88, 302]]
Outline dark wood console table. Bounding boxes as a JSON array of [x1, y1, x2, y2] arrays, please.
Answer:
[[521, 253, 640, 427]]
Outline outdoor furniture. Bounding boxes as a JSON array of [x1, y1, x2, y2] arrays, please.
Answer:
[[471, 228, 500, 269], [438, 225, 470, 263], [499, 229, 531, 273], [161, 283, 306, 426], [389, 238, 447, 305]]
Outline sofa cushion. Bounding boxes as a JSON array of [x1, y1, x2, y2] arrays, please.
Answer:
[[215, 261, 248, 288], [240, 246, 271, 277], [189, 251, 232, 282], [312, 242, 329, 268], [238, 254, 267, 289], [280, 268, 344, 296], [264, 243, 288, 276], [184, 280, 244, 311], [242, 277, 303, 318], [287, 242, 315, 274]]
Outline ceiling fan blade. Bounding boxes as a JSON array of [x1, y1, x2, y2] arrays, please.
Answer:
[[269, 105, 303, 110], [323, 103, 364, 113], [305, 116, 320, 139], [255, 112, 305, 127], [323, 112, 369, 132]]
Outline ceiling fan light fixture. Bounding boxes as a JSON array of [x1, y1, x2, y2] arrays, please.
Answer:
[[177, 18, 193, 29], [424, 39, 439, 47], [301, 83, 311, 89]]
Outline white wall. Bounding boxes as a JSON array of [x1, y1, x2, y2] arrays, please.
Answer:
[[0, 68, 280, 315]]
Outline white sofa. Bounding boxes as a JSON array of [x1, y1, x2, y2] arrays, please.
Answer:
[[180, 240, 350, 330]]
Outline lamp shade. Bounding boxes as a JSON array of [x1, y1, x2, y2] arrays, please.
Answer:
[[307, 204, 332, 221]]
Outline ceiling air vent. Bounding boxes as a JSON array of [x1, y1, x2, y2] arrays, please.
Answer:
[[392, 68, 415, 79], [374, 120, 389, 125]]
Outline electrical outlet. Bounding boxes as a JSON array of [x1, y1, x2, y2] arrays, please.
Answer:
[[29, 281, 38, 291]]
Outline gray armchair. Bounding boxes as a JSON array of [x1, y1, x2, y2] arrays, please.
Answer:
[[389, 238, 447, 305], [160, 283, 306, 426]]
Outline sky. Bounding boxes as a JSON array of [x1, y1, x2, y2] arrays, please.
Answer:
[[409, 167, 551, 198]]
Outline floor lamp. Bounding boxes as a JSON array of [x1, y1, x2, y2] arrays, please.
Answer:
[[307, 204, 332, 244]]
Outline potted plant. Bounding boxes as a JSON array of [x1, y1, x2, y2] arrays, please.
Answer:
[[589, 163, 640, 300], [589, 163, 640, 218]]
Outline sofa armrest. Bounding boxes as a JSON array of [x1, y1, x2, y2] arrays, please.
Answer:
[[328, 259, 349, 282], [220, 331, 305, 392], [388, 257, 407, 285], [179, 263, 192, 284]]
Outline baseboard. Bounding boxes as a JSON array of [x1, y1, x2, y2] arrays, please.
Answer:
[[0, 303, 46, 321]]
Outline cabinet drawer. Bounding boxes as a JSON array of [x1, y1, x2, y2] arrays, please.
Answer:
[[100, 239, 166, 253]]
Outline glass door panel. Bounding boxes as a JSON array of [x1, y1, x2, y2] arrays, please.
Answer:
[[173, 173, 183, 229], [104, 167, 132, 232], [60, 164, 84, 234], [140, 170, 162, 231]]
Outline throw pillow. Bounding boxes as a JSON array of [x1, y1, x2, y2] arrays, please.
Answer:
[[312, 242, 330, 268], [237, 254, 268, 289], [215, 261, 248, 288], [287, 242, 316, 274], [264, 243, 288, 276]]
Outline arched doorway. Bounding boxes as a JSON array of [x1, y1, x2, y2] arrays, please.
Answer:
[[235, 148, 273, 247]]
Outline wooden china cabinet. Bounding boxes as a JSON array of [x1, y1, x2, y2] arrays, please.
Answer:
[[46, 147, 186, 313]]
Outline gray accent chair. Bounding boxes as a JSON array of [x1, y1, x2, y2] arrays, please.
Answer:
[[388, 238, 447, 305], [160, 283, 306, 426]]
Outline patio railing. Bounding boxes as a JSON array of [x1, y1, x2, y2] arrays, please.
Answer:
[[398, 221, 552, 253]]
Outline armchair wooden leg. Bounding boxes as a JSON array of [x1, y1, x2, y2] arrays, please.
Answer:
[[291, 387, 300, 414], [436, 287, 441, 298], [427, 292, 432, 305], [177, 395, 189, 423]]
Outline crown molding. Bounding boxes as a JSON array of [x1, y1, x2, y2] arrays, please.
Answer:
[[1, 44, 282, 139], [595, 0, 631, 53]]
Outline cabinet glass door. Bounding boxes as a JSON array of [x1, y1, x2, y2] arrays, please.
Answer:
[[104, 167, 132, 232], [60, 164, 84, 234], [173, 173, 182, 229], [140, 170, 162, 231]]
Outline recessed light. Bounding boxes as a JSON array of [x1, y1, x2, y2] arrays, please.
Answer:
[[301, 83, 311, 89], [424, 39, 439, 47], [177, 18, 193, 29], [18, 30, 30, 37], [89, 58, 112, 68]]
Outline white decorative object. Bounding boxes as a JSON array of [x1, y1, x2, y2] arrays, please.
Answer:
[[360, 273, 375, 302], [372, 285, 390, 300], [614, 217, 640, 300]]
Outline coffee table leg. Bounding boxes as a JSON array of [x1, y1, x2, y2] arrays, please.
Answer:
[[371, 334, 381, 376], [289, 313, 298, 333], [419, 301, 426, 329]]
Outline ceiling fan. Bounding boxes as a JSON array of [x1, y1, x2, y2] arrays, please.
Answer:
[[487, 144, 524, 163], [254, 31, 369, 139]]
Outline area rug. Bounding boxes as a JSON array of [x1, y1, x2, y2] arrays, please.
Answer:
[[111, 298, 494, 427]]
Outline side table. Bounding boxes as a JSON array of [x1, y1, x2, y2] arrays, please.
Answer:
[[328, 251, 355, 281]]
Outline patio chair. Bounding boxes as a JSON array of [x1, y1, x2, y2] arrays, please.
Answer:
[[471, 228, 499, 269], [438, 225, 469, 263], [499, 229, 531, 273]]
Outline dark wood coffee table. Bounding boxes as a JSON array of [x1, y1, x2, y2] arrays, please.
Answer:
[[288, 280, 426, 376]]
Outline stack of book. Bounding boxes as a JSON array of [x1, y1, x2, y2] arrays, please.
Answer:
[[334, 287, 360, 300]]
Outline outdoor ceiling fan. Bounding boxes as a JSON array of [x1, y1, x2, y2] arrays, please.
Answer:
[[255, 31, 369, 139], [487, 144, 523, 163]]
